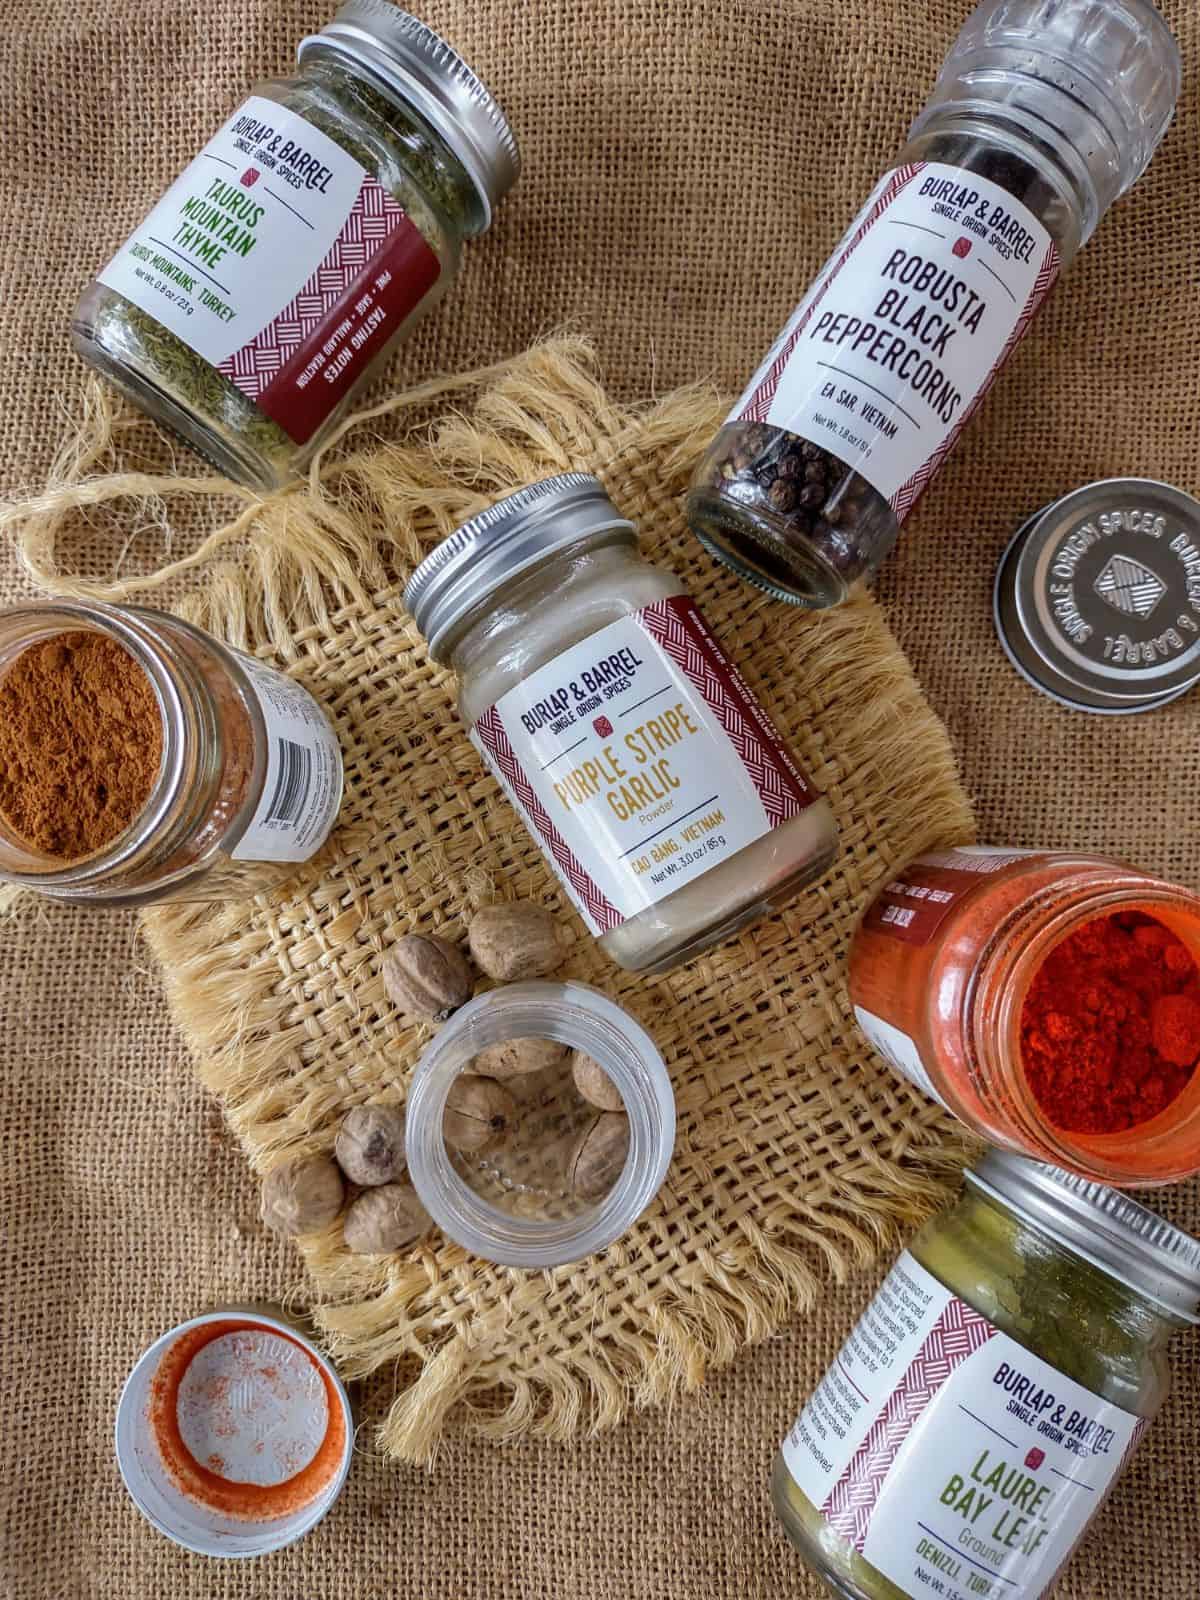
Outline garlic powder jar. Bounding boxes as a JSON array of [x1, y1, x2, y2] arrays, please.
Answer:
[[404, 475, 837, 972]]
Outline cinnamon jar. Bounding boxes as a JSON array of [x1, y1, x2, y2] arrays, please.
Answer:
[[848, 846, 1200, 1186], [0, 600, 342, 905], [73, 2, 518, 490]]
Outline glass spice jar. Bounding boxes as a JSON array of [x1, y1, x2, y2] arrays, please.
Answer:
[[687, 0, 1180, 608], [72, 1, 518, 491], [0, 600, 343, 905], [404, 474, 838, 974], [772, 1148, 1200, 1600], [405, 980, 675, 1267], [848, 846, 1200, 1186]]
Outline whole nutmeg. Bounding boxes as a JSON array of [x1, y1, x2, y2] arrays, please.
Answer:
[[343, 1182, 432, 1254], [382, 933, 473, 1022], [468, 903, 564, 982], [571, 1051, 625, 1112], [443, 1074, 518, 1153], [569, 1112, 630, 1201], [473, 1035, 570, 1080], [260, 1154, 345, 1237], [335, 1103, 408, 1187]]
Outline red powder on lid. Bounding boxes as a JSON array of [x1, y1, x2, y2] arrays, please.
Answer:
[[148, 1319, 346, 1522], [1021, 912, 1200, 1135]]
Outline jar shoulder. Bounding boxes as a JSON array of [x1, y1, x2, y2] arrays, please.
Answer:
[[457, 559, 684, 724], [250, 73, 463, 263]]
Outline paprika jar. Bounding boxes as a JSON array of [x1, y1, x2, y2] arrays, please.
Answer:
[[0, 600, 343, 906], [404, 474, 838, 973], [848, 846, 1200, 1185], [687, 0, 1180, 607], [72, 1, 518, 491], [772, 1148, 1200, 1600]]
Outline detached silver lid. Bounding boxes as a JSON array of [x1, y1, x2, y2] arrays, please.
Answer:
[[994, 478, 1200, 714], [967, 1151, 1200, 1324], [404, 474, 637, 662], [299, 0, 519, 230]]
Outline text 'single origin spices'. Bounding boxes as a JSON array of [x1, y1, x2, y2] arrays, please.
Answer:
[[72, 1, 518, 490], [0, 631, 163, 859], [687, 0, 1180, 608]]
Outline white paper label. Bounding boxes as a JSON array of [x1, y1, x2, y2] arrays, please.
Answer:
[[781, 1252, 1143, 1600], [854, 1005, 949, 1110], [100, 96, 368, 367], [232, 655, 344, 863], [469, 596, 816, 936], [731, 162, 1059, 521]]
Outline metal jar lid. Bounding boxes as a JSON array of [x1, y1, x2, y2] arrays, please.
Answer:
[[404, 474, 637, 662], [967, 1151, 1200, 1324], [994, 477, 1200, 714], [298, 0, 519, 230]]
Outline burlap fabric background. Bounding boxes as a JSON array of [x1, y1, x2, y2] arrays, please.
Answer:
[[1, 1, 1197, 1596], [3, 338, 979, 1463]]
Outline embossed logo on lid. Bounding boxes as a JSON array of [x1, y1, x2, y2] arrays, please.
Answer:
[[994, 478, 1200, 715]]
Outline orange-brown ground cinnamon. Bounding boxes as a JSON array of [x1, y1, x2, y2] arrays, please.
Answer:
[[0, 630, 163, 859]]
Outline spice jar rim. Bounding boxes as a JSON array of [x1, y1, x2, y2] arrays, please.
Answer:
[[404, 978, 675, 1267], [965, 1151, 1200, 1325], [0, 600, 190, 882], [972, 877, 1200, 1185], [404, 474, 638, 663], [297, 0, 519, 232]]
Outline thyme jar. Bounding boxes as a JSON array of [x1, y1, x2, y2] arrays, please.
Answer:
[[688, 0, 1180, 608], [73, 1, 518, 491], [0, 600, 342, 906], [404, 474, 838, 974], [773, 1150, 1200, 1600]]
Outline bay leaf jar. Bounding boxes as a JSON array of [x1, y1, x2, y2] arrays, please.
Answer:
[[773, 1150, 1200, 1600], [72, 1, 518, 491], [404, 475, 838, 973]]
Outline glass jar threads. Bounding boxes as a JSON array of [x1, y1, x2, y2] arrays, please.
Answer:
[[404, 473, 838, 974], [0, 600, 342, 905], [687, 0, 1180, 607], [72, 1, 518, 491], [848, 846, 1200, 1186], [772, 1149, 1200, 1600]]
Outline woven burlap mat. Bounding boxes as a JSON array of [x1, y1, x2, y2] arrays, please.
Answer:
[[4, 338, 977, 1462], [3, 1, 1198, 1594]]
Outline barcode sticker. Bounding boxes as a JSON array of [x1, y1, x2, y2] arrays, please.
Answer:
[[231, 656, 344, 864]]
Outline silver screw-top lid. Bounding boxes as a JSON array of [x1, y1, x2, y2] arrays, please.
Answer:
[[404, 474, 637, 662], [994, 478, 1200, 715], [298, 0, 519, 230], [967, 1150, 1200, 1324]]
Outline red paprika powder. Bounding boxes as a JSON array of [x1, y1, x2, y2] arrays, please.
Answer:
[[848, 846, 1200, 1186], [1021, 913, 1200, 1135]]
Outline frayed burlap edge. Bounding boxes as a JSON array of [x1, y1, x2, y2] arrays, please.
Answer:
[[0, 337, 978, 1463]]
